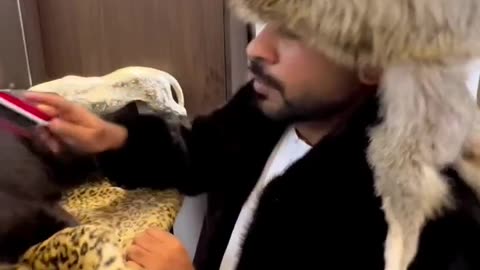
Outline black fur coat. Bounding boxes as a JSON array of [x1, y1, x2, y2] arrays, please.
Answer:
[[98, 82, 480, 270]]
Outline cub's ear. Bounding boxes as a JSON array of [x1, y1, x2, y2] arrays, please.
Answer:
[[0, 192, 75, 264], [26, 128, 100, 189]]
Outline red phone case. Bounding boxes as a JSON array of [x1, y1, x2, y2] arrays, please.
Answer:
[[0, 93, 52, 125], [0, 92, 52, 138]]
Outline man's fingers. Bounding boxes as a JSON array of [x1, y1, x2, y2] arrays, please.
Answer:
[[126, 261, 143, 270], [133, 232, 164, 253], [128, 229, 193, 270], [126, 245, 150, 267], [43, 134, 62, 154], [145, 228, 171, 242], [37, 104, 59, 117], [24, 92, 94, 123], [32, 127, 63, 154], [24, 92, 73, 114], [48, 119, 93, 144]]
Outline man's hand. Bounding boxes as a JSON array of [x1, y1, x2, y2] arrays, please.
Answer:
[[24, 92, 127, 154], [126, 228, 194, 270]]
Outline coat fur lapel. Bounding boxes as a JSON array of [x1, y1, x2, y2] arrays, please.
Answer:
[[367, 63, 479, 270]]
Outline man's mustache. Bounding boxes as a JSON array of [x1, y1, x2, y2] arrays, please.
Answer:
[[248, 61, 285, 92]]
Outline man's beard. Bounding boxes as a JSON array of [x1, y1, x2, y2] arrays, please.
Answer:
[[248, 60, 357, 123], [264, 95, 358, 124]]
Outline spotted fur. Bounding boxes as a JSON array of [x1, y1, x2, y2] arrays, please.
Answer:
[[1, 181, 182, 270]]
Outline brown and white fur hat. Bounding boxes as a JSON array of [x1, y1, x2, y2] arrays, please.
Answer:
[[230, 1, 480, 269]]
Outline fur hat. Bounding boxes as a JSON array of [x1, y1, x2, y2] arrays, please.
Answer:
[[230, 1, 480, 270]]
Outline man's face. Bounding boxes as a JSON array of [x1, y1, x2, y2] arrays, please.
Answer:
[[247, 24, 374, 122]]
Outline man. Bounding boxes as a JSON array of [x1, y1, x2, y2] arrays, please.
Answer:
[[25, 0, 480, 269]]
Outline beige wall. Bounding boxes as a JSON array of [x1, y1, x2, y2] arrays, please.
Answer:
[[0, 0, 31, 89]]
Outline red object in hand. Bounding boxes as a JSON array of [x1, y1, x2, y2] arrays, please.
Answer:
[[0, 92, 52, 138]]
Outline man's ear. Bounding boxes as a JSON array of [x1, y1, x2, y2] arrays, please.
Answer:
[[358, 67, 382, 86]]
